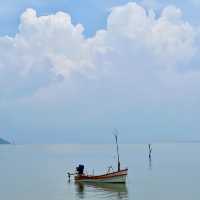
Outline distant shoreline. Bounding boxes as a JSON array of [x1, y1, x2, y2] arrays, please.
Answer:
[[0, 138, 10, 144], [3, 141, 200, 146]]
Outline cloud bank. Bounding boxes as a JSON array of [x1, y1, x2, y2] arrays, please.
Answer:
[[0, 2, 200, 100], [2, 2, 200, 143]]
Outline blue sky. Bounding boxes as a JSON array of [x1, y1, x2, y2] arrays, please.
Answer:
[[1, 0, 200, 144], [1, 0, 200, 37]]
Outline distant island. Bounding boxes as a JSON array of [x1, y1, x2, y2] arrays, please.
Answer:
[[0, 138, 10, 144]]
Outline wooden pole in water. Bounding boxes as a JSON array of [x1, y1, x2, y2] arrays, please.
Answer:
[[148, 144, 152, 170], [114, 131, 120, 172], [148, 144, 152, 158]]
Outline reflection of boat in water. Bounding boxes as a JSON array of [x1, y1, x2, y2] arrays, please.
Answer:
[[72, 134, 128, 183], [79, 182, 128, 192], [75, 182, 128, 199]]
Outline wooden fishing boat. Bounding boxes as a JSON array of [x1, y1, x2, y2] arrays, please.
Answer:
[[75, 168, 128, 183], [68, 133, 128, 183]]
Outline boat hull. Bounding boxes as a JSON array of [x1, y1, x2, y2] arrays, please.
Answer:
[[75, 169, 128, 183]]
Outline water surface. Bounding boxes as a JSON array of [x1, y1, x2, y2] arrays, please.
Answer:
[[0, 143, 200, 200]]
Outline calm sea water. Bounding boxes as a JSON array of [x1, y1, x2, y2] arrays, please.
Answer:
[[0, 143, 200, 200]]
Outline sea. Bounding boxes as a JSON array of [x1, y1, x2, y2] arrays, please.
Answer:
[[0, 143, 200, 200]]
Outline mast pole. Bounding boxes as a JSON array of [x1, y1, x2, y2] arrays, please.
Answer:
[[114, 131, 120, 171]]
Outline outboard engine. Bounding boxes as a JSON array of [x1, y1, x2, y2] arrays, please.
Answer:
[[76, 164, 84, 175]]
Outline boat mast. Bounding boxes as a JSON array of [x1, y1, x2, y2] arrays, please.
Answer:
[[114, 130, 120, 171]]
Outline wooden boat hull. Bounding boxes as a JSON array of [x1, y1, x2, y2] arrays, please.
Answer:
[[75, 168, 128, 183]]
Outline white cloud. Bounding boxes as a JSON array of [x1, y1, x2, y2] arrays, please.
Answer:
[[0, 3, 200, 100], [0, 8, 94, 98]]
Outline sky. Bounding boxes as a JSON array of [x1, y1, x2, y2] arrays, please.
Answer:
[[1, 0, 200, 144]]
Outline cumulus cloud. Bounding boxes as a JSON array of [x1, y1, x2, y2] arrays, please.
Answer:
[[0, 2, 200, 99], [0, 8, 93, 98]]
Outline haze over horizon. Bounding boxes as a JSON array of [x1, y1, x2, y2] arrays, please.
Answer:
[[1, 0, 200, 144]]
